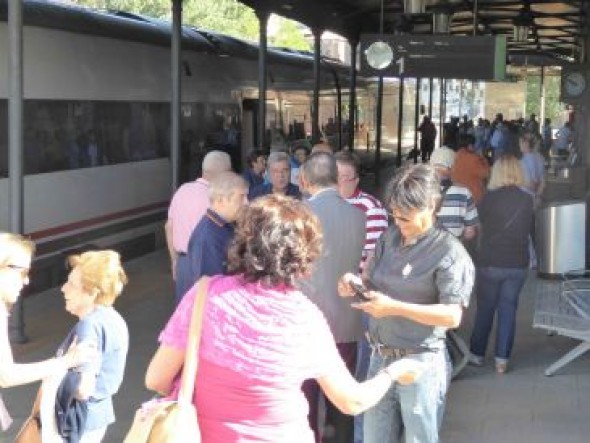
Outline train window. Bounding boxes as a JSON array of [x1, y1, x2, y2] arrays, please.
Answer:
[[180, 103, 241, 182], [20, 100, 171, 175], [1, 99, 241, 181]]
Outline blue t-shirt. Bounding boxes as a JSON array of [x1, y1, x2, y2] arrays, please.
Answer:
[[59, 306, 129, 430], [176, 209, 235, 301], [248, 182, 301, 201], [242, 168, 264, 189]]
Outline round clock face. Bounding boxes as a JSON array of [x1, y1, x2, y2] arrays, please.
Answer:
[[564, 72, 587, 97], [365, 41, 394, 70]]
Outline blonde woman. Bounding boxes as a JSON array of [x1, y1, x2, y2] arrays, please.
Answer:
[[0, 233, 93, 429], [57, 250, 129, 442], [469, 155, 534, 373]]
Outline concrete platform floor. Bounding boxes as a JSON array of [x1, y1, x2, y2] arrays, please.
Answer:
[[2, 249, 590, 443]]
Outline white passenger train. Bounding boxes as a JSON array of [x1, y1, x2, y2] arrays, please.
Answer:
[[0, 0, 355, 291]]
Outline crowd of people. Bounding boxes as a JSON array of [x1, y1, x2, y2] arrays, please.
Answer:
[[1, 110, 557, 442], [438, 112, 573, 164]]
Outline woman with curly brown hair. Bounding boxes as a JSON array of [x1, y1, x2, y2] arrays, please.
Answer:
[[145, 195, 424, 443]]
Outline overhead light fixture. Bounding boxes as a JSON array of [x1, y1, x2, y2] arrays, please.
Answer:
[[513, 25, 529, 42], [404, 0, 426, 14], [513, 9, 533, 43], [432, 5, 453, 34]]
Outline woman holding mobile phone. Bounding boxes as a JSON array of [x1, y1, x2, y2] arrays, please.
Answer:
[[338, 164, 475, 443]]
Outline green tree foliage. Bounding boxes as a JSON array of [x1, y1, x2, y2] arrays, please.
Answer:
[[525, 74, 563, 124], [269, 17, 310, 51], [183, 1, 259, 41], [68, 0, 309, 49]]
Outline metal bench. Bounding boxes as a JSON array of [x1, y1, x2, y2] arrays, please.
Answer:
[[533, 271, 590, 376]]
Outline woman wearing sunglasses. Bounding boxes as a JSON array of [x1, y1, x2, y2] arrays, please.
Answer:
[[0, 232, 94, 430]]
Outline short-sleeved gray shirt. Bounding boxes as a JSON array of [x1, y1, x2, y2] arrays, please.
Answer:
[[366, 225, 474, 351]]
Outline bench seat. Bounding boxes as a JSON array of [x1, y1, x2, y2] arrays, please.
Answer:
[[533, 275, 590, 376]]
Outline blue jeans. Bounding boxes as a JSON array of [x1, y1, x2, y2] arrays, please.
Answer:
[[363, 349, 451, 443], [470, 267, 527, 361], [354, 315, 371, 443]]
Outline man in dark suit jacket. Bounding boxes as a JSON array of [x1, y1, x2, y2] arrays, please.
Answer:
[[298, 152, 366, 443]]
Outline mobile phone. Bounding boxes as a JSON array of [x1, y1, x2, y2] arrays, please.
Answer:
[[349, 278, 370, 302]]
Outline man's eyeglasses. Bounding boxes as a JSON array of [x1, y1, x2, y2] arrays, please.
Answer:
[[4, 264, 30, 278]]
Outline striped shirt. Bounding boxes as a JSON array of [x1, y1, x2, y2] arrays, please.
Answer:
[[436, 182, 479, 238], [346, 189, 389, 269]]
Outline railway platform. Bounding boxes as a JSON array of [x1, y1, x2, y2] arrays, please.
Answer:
[[2, 249, 590, 443]]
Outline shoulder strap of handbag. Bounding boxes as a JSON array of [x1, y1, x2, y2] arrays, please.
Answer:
[[482, 203, 526, 245], [177, 276, 210, 405]]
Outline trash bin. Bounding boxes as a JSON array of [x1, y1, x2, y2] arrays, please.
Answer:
[[536, 200, 586, 278]]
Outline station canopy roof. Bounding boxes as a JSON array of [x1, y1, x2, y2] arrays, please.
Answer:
[[239, 0, 587, 64]]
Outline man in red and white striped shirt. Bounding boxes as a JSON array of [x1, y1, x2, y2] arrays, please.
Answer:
[[335, 151, 388, 271]]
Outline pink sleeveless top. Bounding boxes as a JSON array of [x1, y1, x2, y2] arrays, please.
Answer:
[[159, 275, 345, 443]]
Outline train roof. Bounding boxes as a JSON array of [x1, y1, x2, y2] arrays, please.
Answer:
[[0, 0, 350, 74]]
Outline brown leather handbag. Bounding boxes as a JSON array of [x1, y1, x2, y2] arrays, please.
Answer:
[[123, 277, 209, 443]]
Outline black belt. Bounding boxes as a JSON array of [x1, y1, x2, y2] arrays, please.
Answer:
[[177, 251, 187, 257]]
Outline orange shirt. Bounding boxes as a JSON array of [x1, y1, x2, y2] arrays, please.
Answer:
[[451, 148, 490, 204]]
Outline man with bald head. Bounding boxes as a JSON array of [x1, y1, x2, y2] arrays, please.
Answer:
[[166, 151, 231, 294]]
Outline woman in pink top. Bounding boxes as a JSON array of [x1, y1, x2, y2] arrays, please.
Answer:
[[146, 195, 423, 443]]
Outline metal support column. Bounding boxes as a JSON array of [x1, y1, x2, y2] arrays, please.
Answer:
[[473, 0, 479, 36], [375, 77, 384, 187], [414, 78, 421, 163], [439, 78, 445, 147], [540, 66, 546, 128], [348, 41, 358, 151], [171, 0, 182, 190], [396, 77, 405, 167], [8, 0, 27, 343], [335, 73, 342, 150], [428, 78, 433, 118], [257, 11, 269, 149], [312, 29, 322, 144], [458, 79, 464, 117]]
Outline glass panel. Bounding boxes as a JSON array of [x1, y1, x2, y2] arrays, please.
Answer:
[[2, 99, 240, 180], [21, 100, 172, 175]]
